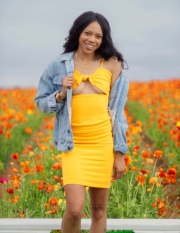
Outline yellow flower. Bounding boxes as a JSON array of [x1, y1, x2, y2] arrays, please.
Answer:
[[45, 211, 52, 214], [27, 109, 33, 115], [148, 109, 153, 114], [176, 121, 180, 129], [29, 151, 34, 157], [58, 199, 66, 206], [54, 185, 59, 190]]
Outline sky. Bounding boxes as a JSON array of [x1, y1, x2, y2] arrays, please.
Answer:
[[0, 0, 180, 88]]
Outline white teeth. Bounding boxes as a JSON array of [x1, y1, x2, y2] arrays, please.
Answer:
[[85, 43, 94, 48]]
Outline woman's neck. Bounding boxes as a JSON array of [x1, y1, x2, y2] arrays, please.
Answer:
[[75, 49, 96, 63]]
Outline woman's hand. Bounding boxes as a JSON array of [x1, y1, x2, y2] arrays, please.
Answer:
[[62, 75, 74, 90], [113, 152, 126, 180], [56, 75, 74, 101]]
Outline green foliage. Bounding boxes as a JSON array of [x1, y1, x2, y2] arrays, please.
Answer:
[[0, 112, 45, 173]]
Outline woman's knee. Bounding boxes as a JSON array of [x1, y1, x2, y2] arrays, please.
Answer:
[[91, 204, 106, 220], [67, 207, 84, 220]]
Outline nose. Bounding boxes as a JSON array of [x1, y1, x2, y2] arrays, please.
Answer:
[[88, 35, 96, 43]]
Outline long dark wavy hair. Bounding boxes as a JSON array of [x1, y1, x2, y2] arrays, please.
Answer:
[[63, 11, 127, 69]]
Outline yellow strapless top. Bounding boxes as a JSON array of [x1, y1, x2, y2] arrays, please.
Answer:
[[72, 59, 112, 95]]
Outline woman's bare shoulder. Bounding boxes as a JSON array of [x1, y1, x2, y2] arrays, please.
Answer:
[[106, 57, 122, 86], [105, 57, 122, 73]]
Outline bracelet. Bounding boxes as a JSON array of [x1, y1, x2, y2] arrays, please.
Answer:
[[55, 92, 64, 103]]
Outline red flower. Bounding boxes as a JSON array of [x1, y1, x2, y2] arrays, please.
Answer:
[[7, 188, 14, 195], [11, 153, 19, 160]]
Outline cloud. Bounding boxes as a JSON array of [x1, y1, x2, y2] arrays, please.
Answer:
[[0, 0, 179, 87]]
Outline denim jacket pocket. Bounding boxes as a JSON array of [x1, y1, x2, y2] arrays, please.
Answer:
[[52, 73, 67, 91]]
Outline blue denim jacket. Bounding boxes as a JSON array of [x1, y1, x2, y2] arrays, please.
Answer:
[[35, 52, 129, 154]]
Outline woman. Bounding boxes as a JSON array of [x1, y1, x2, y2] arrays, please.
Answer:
[[35, 11, 129, 233]]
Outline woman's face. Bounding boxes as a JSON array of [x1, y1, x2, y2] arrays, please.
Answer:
[[78, 21, 103, 54]]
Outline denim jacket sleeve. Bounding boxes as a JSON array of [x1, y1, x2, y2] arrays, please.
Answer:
[[34, 62, 65, 114], [113, 78, 129, 154], [109, 74, 129, 154]]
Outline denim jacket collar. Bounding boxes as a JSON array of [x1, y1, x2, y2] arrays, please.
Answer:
[[59, 52, 74, 62]]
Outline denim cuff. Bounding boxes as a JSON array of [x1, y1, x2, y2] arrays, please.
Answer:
[[48, 91, 65, 112], [114, 144, 128, 154]]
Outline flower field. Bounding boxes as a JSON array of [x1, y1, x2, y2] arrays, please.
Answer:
[[0, 79, 179, 229]]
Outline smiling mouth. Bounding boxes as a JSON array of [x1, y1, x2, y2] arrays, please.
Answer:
[[85, 43, 95, 49]]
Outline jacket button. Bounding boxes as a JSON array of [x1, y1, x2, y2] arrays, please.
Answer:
[[67, 130, 70, 133], [68, 147, 71, 150]]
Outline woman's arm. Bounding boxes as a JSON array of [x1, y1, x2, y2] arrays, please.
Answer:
[[35, 67, 65, 114], [109, 58, 128, 179]]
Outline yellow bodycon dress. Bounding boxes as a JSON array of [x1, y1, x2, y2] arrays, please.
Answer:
[[61, 60, 115, 188]]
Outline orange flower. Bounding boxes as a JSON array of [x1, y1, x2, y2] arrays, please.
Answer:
[[31, 180, 37, 185], [46, 184, 54, 193], [50, 144, 55, 149], [12, 180, 20, 188], [133, 145, 140, 151], [38, 184, 44, 191], [8, 195, 19, 203], [39, 144, 48, 151], [28, 145, 33, 150], [19, 213, 25, 218], [141, 150, 150, 159], [22, 166, 31, 174], [52, 162, 62, 170], [20, 162, 25, 166], [166, 168, 177, 177], [153, 150, 163, 159], [152, 203, 156, 208], [149, 177, 160, 186], [11, 168, 18, 173], [170, 153, 174, 158], [132, 151, 137, 156], [131, 166, 137, 171], [136, 175, 146, 186], [53, 175, 61, 182], [11, 152, 19, 160], [5, 131, 11, 138], [45, 123, 54, 130], [163, 142, 168, 147], [35, 164, 44, 172], [25, 127, 32, 134], [124, 167, 128, 174], [39, 180, 46, 185], [158, 201, 166, 216], [124, 156, 132, 167], [25, 160, 30, 165], [48, 197, 58, 206], [10, 174, 20, 181], [146, 158, 154, 165], [51, 208, 57, 214]]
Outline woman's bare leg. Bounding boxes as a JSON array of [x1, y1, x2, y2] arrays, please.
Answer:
[[89, 187, 110, 233], [61, 184, 86, 233]]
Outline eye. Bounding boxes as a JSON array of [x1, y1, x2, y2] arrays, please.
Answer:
[[97, 35, 102, 39], [85, 31, 90, 35]]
